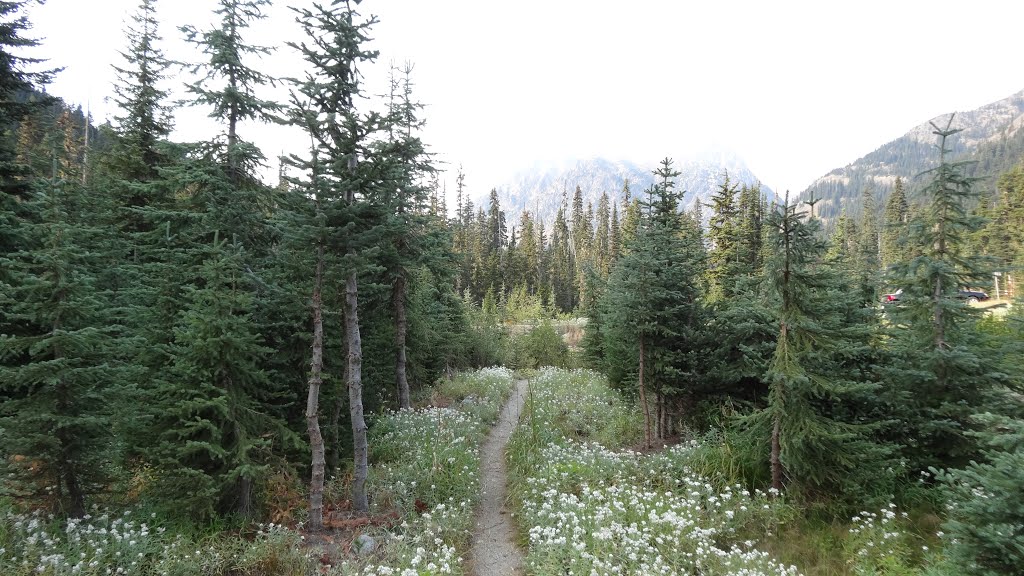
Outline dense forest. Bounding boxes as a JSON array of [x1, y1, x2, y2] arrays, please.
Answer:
[[3, 1, 1024, 575]]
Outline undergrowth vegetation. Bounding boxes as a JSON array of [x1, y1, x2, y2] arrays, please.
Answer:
[[0, 367, 515, 576], [506, 368, 967, 576]]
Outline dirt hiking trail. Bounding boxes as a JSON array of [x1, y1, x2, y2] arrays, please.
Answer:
[[467, 379, 528, 576]]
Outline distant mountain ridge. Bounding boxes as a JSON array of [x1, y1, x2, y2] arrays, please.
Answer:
[[801, 88, 1024, 221], [483, 152, 772, 225]]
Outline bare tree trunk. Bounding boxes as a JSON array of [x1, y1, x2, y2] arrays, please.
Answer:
[[345, 269, 369, 514], [655, 392, 663, 442], [638, 335, 652, 449], [327, 383, 342, 474], [770, 414, 783, 493], [53, 307, 85, 517], [306, 244, 326, 531], [236, 418, 253, 518], [392, 273, 411, 409]]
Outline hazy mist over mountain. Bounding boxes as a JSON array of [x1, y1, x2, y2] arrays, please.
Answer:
[[479, 150, 773, 225]]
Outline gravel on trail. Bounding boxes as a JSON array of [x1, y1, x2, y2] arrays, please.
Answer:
[[467, 379, 528, 576]]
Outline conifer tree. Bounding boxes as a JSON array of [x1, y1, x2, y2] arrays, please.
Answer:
[[100, 0, 179, 416], [609, 202, 621, 262], [601, 158, 702, 446], [289, 0, 382, 515], [550, 200, 575, 311], [109, 0, 172, 186], [153, 237, 291, 519], [736, 183, 765, 273], [706, 172, 739, 302], [0, 0, 57, 331], [1, 125, 126, 517], [742, 195, 881, 495], [881, 176, 909, 269], [377, 62, 437, 409], [517, 210, 539, 293], [181, 0, 281, 180], [180, 0, 283, 248], [594, 191, 610, 275], [855, 186, 880, 301], [620, 184, 641, 251], [885, 116, 1004, 470]]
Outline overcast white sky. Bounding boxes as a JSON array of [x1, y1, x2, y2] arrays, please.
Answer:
[[28, 0, 1024, 200]]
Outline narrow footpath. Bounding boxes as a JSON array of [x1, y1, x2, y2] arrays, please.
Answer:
[[467, 379, 528, 576]]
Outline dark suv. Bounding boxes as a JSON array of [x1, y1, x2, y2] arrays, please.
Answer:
[[882, 288, 989, 304], [957, 289, 989, 303]]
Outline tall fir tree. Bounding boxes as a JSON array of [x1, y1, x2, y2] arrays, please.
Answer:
[[600, 158, 702, 446], [376, 62, 438, 409], [885, 116, 1005, 471], [880, 175, 909, 269], [741, 194, 882, 496], [153, 237, 292, 519], [706, 172, 739, 302], [109, 0, 172, 186], [179, 0, 283, 249], [1, 124, 127, 517], [855, 186, 880, 302], [289, 0, 382, 515]]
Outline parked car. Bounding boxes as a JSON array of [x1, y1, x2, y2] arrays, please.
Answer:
[[882, 288, 989, 304], [883, 288, 903, 302], [957, 289, 989, 303]]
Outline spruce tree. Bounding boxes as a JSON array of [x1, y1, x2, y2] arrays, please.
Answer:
[[741, 195, 882, 496], [880, 175, 909, 269], [1, 134, 123, 517], [289, 0, 382, 515], [885, 116, 1004, 470], [706, 172, 739, 302], [601, 158, 702, 446]]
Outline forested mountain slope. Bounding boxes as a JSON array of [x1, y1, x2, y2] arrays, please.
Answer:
[[800, 88, 1024, 221]]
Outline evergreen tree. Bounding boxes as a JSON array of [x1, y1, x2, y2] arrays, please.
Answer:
[[983, 163, 1024, 274], [601, 158, 702, 446], [289, 0, 382, 515], [109, 0, 172, 185], [741, 195, 882, 496], [181, 0, 282, 181], [880, 176, 909, 269], [180, 0, 283, 248], [855, 186, 880, 301], [620, 184, 642, 251], [0, 0, 57, 334], [609, 202, 621, 263], [517, 210, 539, 293], [885, 116, 1004, 470], [550, 200, 575, 311], [594, 191, 610, 275], [736, 183, 765, 273], [706, 172, 739, 302], [1, 132, 125, 517], [938, 414, 1024, 576], [153, 237, 291, 519], [376, 62, 438, 409]]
